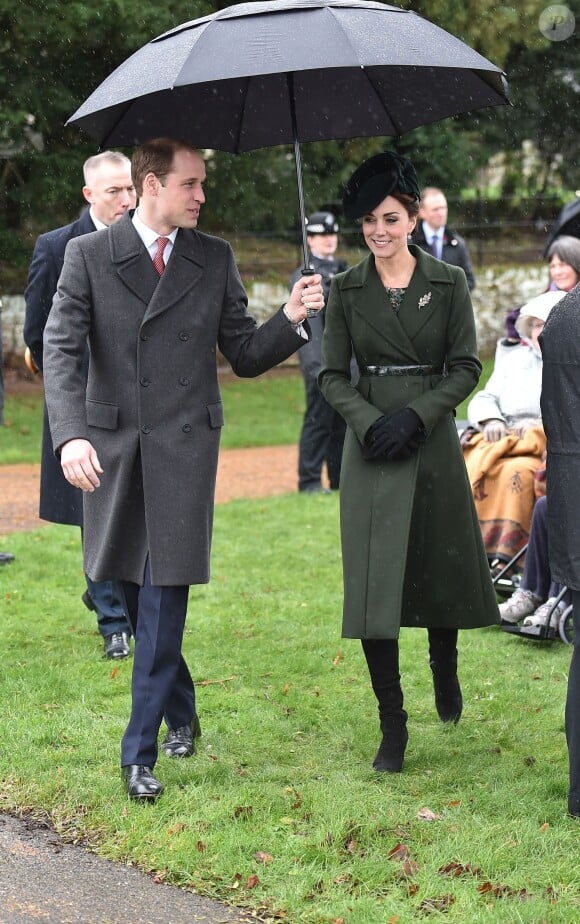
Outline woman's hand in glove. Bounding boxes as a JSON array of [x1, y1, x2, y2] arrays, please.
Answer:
[[362, 408, 426, 461]]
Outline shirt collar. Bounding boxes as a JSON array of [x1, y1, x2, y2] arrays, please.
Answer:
[[89, 207, 108, 231], [132, 209, 178, 249]]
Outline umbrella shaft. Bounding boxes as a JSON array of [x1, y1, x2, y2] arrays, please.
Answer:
[[287, 72, 311, 272]]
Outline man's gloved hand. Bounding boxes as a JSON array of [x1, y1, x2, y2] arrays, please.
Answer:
[[362, 408, 426, 461]]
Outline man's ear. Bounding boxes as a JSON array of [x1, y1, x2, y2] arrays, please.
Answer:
[[143, 172, 159, 196], [82, 185, 93, 205]]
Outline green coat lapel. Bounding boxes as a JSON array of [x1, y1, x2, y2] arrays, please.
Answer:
[[399, 245, 453, 343]]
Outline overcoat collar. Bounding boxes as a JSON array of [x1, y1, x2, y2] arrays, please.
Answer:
[[108, 212, 206, 321], [338, 245, 454, 360]]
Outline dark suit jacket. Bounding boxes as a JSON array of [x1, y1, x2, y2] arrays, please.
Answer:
[[43, 214, 308, 586], [24, 209, 96, 526], [412, 224, 476, 291]]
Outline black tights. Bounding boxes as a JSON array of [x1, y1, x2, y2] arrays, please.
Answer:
[[361, 629, 459, 705]]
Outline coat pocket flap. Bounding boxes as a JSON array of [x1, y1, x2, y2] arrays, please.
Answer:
[[207, 401, 224, 429], [86, 399, 119, 430]]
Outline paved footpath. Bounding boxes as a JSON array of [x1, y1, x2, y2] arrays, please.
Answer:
[[0, 813, 260, 924]]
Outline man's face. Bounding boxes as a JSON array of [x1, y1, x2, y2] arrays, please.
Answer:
[[308, 232, 338, 258], [83, 162, 136, 226], [419, 193, 448, 231], [148, 149, 206, 232]]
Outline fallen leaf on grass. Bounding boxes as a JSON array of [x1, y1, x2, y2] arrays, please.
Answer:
[[234, 805, 253, 818], [110, 666, 120, 679], [388, 843, 411, 862], [282, 683, 290, 695], [418, 895, 455, 913], [246, 874, 260, 889], [539, 822, 550, 833], [478, 881, 531, 900], [344, 835, 358, 854], [197, 676, 236, 687], [255, 851, 274, 864], [197, 840, 207, 852], [167, 822, 187, 836], [333, 650, 343, 666], [387, 916, 399, 923], [395, 859, 420, 879], [439, 861, 483, 878], [417, 807, 442, 821]]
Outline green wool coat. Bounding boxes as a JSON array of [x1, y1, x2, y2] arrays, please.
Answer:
[[319, 246, 499, 639]]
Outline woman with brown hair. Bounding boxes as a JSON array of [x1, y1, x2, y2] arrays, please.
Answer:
[[319, 152, 498, 773]]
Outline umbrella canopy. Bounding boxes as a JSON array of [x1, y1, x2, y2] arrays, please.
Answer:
[[543, 197, 580, 255], [68, 0, 509, 266], [69, 0, 508, 150]]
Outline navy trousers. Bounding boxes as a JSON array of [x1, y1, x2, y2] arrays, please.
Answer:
[[521, 496, 569, 603], [120, 558, 195, 768]]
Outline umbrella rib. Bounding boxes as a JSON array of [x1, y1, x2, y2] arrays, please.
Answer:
[[363, 67, 404, 137], [233, 76, 251, 153]]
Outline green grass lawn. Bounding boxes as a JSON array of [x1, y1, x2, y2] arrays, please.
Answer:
[[1, 496, 577, 923], [0, 361, 492, 465]]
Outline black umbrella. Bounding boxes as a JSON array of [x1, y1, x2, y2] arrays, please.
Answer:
[[543, 196, 580, 255], [68, 0, 509, 269]]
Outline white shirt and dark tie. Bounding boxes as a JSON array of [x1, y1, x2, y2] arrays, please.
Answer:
[[422, 222, 442, 259]]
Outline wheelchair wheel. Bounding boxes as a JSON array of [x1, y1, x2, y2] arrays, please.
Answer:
[[559, 605, 574, 645]]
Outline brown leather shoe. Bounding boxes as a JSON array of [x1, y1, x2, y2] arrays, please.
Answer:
[[161, 715, 202, 758], [122, 765, 164, 800]]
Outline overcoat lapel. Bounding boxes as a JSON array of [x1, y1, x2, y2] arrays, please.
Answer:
[[143, 230, 206, 324], [108, 217, 206, 321], [399, 245, 451, 343]]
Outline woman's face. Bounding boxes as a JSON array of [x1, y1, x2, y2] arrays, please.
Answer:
[[549, 254, 579, 291], [362, 195, 416, 262]]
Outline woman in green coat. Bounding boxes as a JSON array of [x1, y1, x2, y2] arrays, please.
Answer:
[[319, 152, 498, 773]]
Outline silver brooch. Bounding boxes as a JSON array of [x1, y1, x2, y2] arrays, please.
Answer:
[[418, 291, 432, 310]]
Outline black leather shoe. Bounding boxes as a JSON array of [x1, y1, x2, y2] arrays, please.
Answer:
[[104, 632, 131, 660], [122, 765, 164, 800], [81, 590, 96, 611], [161, 714, 202, 758], [0, 552, 15, 565]]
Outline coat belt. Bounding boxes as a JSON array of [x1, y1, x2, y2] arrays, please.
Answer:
[[359, 364, 440, 376]]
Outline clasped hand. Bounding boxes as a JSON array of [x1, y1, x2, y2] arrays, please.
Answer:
[[284, 273, 325, 323], [362, 408, 426, 461], [60, 438, 102, 492]]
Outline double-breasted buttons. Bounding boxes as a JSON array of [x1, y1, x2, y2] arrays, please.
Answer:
[[178, 331, 190, 341], [141, 424, 152, 434], [140, 377, 151, 387], [140, 332, 149, 341], [179, 377, 190, 387], [182, 424, 192, 433]]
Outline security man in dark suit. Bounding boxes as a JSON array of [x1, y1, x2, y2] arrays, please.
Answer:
[[289, 212, 349, 493], [412, 187, 476, 291], [24, 151, 134, 659]]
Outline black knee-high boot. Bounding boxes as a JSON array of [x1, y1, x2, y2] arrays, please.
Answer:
[[362, 639, 408, 772], [428, 628, 462, 724]]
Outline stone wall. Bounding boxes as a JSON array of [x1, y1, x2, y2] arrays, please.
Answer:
[[1, 264, 549, 364]]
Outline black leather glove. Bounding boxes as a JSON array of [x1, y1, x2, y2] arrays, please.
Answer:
[[362, 408, 426, 461]]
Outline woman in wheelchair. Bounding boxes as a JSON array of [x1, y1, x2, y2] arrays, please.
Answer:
[[462, 291, 564, 567]]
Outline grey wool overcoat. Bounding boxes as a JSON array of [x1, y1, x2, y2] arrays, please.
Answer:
[[540, 287, 580, 591], [43, 213, 306, 586], [319, 246, 499, 639]]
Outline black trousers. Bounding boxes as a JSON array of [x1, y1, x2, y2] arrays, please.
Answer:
[[120, 558, 195, 768], [298, 376, 346, 491]]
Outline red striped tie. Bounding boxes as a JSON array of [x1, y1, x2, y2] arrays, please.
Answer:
[[153, 236, 169, 276]]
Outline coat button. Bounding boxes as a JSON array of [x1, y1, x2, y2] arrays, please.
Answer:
[[178, 331, 190, 341], [140, 332, 149, 341], [182, 424, 192, 433], [141, 424, 152, 434], [140, 377, 151, 387], [179, 377, 190, 386]]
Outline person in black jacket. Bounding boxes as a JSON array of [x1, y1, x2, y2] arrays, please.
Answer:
[[412, 187, 475, 291], [289, 212, 349, 492], [0, 299, 15, 566], [24, 151, 134, 658]]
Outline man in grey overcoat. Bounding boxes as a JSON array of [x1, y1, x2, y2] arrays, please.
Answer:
[[43, 138, 324, 800]]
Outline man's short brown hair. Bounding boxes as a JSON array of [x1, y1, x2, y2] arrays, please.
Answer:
[[131, 138, 200, 196]]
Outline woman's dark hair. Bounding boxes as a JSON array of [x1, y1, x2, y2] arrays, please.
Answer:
[[547, 234, 580, 279], [390, 191, 420, 219]]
